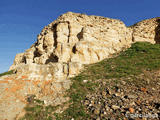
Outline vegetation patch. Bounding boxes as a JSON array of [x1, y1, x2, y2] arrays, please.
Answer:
[[20, 95, 58, 120], [0, 70, 14, 77]]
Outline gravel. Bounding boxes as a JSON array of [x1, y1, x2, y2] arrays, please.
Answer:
[[83, 70, 160, 120]]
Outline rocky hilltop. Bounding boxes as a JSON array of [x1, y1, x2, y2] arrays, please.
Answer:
[[0, 12, 160, 120], [9, 12, 133, 78], [9, 13, 160, 79]]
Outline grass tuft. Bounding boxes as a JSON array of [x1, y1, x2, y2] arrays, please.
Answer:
[[0, 70, 14, 77]]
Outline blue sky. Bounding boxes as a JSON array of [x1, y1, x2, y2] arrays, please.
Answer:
[[0, 0, 160, 73]]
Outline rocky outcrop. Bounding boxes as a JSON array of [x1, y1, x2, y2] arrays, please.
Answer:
[[10, 14, 160, 76], [9, 14, 160, 77], [130, 17, 160, 44], [10, 12, 134, 78]]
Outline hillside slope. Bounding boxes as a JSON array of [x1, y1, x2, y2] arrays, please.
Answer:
[[22, 42, 160, 120]]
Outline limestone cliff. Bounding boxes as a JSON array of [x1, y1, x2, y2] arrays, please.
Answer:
[[130, 17, 160, 44], [9, 12, 134, 79], [10, 13, 160, 81]]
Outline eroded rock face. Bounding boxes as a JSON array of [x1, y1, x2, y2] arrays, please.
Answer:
[[130, 17, 160, 44], [10, 13, 160, 81], [10, 12, 134, 78]]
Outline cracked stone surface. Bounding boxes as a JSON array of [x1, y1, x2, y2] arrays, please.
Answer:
[[0, 73, 71, 120]]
